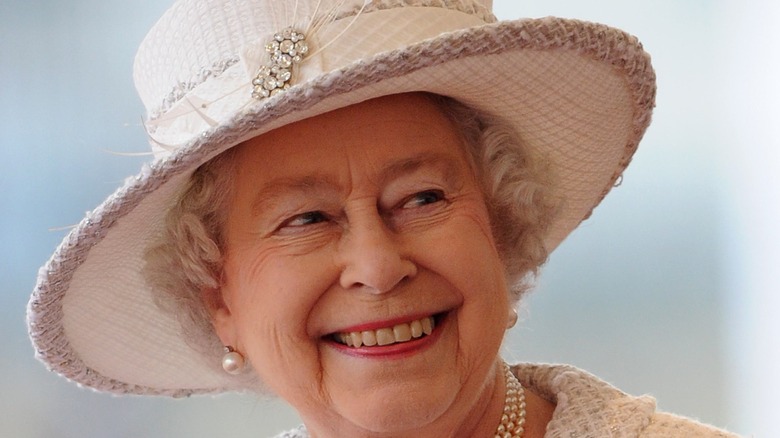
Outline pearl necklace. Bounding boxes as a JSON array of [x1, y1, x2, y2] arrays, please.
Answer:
[[494, 362, 527, 438]]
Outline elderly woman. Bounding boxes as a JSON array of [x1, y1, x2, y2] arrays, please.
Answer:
[[27, 0, 737, 437]]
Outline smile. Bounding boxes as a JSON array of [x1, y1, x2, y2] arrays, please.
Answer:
[[331, 316, 436, 348]]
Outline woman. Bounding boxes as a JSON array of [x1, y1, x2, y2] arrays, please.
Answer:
[[26, 0, 737, 436]]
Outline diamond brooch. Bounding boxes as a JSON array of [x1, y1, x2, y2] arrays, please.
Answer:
[[251, 28, 309, 99]]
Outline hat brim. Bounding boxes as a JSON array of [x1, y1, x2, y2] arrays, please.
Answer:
[[28, 17, 654, 396]]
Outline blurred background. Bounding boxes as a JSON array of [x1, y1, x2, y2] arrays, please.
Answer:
[[1, 0, 776, 436]]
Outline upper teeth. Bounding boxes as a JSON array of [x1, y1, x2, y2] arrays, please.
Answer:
[[335, 316, 435, 348]]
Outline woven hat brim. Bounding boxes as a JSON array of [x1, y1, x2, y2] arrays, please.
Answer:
[[27, 17, 655, 396]]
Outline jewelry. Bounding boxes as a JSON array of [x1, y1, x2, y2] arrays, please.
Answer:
[[251, 28, 309, 99], [221, 346, 246, 375], [495, 362, 526, 438], [507, 308, 518, 329]]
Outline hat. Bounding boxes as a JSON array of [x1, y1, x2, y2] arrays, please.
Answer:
[[27, 0, 655, 397]]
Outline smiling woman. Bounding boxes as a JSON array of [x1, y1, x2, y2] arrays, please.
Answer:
[[144, 93, 557, 436], [26, 0, 739, 436]]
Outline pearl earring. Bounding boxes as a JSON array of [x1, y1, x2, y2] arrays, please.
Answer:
[[507, 308, 518, 329], [222, 346, 245, 375]]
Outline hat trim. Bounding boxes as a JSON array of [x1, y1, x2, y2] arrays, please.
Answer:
[[28, 16, 654, 397]]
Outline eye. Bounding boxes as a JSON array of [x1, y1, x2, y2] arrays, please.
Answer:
[[280, 211, 329, 229], [401, 190, 446, 209]]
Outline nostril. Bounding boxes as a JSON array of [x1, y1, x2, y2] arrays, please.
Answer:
[[338, 249, 417, 293]]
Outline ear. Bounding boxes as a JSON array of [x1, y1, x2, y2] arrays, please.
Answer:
[[202, 286, 238, 347], [506, 306, 518, 329]]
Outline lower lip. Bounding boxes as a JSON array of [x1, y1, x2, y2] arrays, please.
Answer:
[[325, 314, 447, 359]]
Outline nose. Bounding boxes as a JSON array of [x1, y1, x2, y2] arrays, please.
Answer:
[[337, 211, 417, 293]]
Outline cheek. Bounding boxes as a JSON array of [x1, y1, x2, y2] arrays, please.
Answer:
[[221, 248, 339, 393], [424, 203, 509, 340], [226, 243, 334, 327], [431, 200, 505, 285]]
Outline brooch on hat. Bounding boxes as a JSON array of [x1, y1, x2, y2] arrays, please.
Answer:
[[251, 28, 309, 99], [248, 1, 372, 100]]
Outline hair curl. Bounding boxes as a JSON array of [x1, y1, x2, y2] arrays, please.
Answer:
[[143, 93, 560, 377]]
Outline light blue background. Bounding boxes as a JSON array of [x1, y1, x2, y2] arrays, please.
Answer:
[[2, 1, 774, 436]]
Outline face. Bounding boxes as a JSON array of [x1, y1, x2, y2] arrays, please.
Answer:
[[213, 93, 510, 435]]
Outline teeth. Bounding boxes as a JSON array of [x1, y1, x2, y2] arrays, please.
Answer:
[[393, 324, 411, 342], [361, 330, 377, 347], [422, 317, 433, 335], [333, 316, 436, 348], [410, 319, 423, 338], [376, 328, 395, 346]]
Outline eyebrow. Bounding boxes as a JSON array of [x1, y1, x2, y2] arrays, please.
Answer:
[[377, 151, 464, 187], [250, 174, 340, 217], [249, 151, 465, 216]]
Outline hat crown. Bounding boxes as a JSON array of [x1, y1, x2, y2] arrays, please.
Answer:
[[133, 0, 495, 122]]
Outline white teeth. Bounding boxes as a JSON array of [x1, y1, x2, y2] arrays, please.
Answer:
[[362, 330, 377, 347], [393, 324, 412, 342], [333, 316, 436, 348], [410, 320, 423, 338], [376, 328, 395, 346], [422, 317, 433, 335]]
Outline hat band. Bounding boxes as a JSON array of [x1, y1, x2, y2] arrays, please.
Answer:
[[144, 6, 488, 157]]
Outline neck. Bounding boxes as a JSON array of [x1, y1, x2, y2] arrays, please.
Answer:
[[451, 360, 507, 438]]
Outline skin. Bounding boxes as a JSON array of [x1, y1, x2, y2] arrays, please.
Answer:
[[211, 93, 553, 437]]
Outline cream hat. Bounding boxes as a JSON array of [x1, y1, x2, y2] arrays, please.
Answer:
[[27, 0, 655, 397]]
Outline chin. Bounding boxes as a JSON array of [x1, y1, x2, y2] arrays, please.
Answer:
[[336, 385, 455, 434]]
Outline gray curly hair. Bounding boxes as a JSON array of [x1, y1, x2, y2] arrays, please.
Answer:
[[143, 93, 559, 375]]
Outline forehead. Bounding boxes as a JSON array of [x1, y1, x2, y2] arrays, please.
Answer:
[[231, 93, 473, 186]]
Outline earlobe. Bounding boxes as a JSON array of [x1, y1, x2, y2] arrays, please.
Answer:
[[202, 286, 237, 347], [203, 287, 246, 374]]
